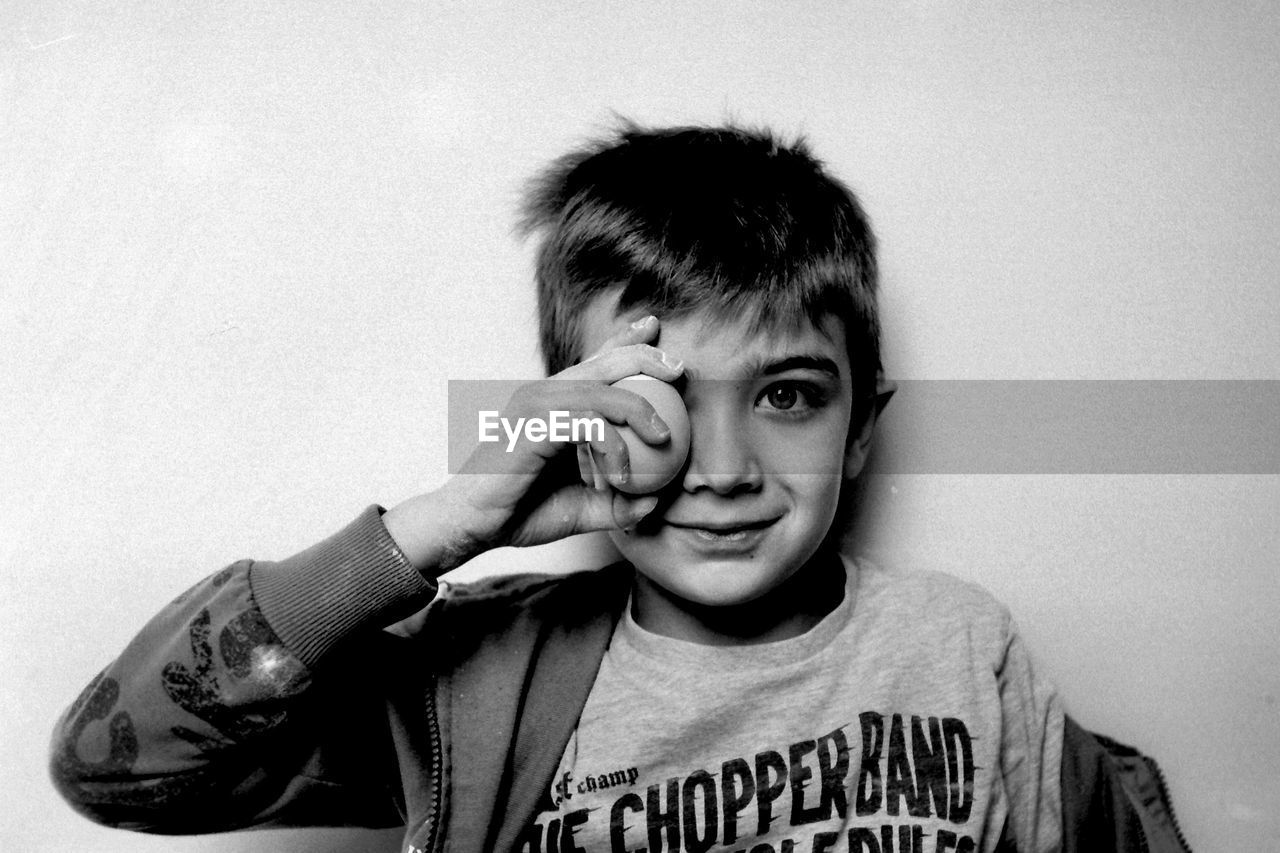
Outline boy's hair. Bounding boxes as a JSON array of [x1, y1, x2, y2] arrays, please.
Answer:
[[520, 120, 881, 413]]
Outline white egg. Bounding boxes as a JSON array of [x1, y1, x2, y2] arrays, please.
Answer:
[[603, 374, 690, 494]]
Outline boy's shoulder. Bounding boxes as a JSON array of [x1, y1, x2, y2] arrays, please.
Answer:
[[847, 555, 1016, 647], [854, 555, 1010, 609]]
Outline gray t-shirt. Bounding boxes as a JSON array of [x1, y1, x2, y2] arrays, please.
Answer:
[[518, 557, 1064, 853]]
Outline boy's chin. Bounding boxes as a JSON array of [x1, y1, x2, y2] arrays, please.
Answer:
[[614, 528, 843, 604], [627, 552, 806, 610], [635, 582, 767, 621]]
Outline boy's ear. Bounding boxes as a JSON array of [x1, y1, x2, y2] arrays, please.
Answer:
[[843, 373, 896, 479]]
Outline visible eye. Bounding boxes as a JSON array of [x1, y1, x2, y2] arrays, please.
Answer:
[[765, 384, 800, 410], [758, 381, 824, 415]]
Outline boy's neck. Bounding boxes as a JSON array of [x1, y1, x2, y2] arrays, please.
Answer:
[[629, 547, 847, 646]]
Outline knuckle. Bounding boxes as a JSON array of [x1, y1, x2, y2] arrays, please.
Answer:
[[598, 428, 625, 456], [508, 383, 540, 412]]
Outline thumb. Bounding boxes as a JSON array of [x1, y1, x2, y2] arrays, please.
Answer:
[[577, 489, 659, 532], [613, 493, 660, 530]]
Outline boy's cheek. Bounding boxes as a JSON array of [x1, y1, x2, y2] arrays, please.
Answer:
[[756, 429, 850, 476]]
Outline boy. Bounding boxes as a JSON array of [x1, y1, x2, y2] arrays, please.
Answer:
[[51, 124, 1185, 852]]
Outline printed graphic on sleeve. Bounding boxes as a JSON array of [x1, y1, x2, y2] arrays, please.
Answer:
[[519, 712, 981, 853], [162, 605, 308, 746]]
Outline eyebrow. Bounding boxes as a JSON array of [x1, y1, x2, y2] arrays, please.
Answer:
[[683, 354, 843, 381]]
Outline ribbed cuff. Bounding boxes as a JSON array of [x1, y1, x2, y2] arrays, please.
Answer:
[[250, 505, 437, 668]]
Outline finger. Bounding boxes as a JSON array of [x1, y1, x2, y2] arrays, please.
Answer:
[[576, 443, 608, 491], [576, 444, 593, 487], [506, 484, 656, 547], [591, 452, 608, 491], [584, 423, 631, 489], [610, 491, 660, 531], [572, 488, 660, 533], [567, 390, 671, 445], [508, 394, 668, 450], [586, 313, 660, 358], [570, 343, 684, 385]]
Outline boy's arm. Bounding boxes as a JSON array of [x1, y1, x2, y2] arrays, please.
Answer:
[[51, 319, 684, 833], [994, 614, 1066, 852], [50, 506, 435, 833], [381, 315, 684, 563]]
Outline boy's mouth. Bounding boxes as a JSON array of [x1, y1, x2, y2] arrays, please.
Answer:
[[664, 516, 780, 544], [690, 528, 754, 543]]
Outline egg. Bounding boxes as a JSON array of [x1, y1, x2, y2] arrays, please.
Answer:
[[597, 374, 690, 494]]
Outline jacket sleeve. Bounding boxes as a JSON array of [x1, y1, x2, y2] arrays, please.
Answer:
[[1060, 717, 1193, 853], [49, 506, 438, 834]]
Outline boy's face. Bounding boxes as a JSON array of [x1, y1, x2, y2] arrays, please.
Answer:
[[578, 294, 868, 634]]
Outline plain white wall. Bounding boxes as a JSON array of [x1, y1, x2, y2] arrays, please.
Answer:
[[3, 2, 1277, 850]]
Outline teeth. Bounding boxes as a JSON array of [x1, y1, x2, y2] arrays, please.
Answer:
[[694, 528, 750, 541]]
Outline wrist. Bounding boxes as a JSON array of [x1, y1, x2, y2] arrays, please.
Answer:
[[383, 486, 488, 577]]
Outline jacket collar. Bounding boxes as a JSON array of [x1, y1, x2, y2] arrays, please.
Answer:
[[439, 563, 633, 853]]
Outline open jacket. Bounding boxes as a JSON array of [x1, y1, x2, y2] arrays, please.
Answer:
[[51, 507, 1191, 852]]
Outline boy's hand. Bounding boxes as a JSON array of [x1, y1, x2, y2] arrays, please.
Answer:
[[384, 316, 683, 575]]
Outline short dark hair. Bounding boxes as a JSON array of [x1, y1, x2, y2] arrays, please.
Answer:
[[520, 121, 881, 409]]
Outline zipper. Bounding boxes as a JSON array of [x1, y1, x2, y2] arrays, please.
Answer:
[[1146, 756, 1194, 853], [423, 672, 444, 853]]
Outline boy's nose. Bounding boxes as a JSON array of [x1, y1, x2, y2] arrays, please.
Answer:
[[680, 408, 763, 495]]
